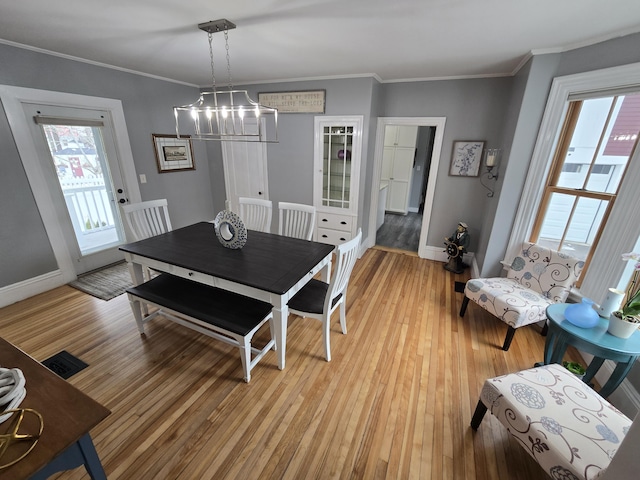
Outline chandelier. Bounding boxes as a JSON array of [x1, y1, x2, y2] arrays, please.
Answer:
[[174, 19, 278, 143]]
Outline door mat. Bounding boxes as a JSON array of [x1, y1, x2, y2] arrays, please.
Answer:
[[68, 261, 132, 301], [42, 350, 88, 379], [454, 281, 466, 293]]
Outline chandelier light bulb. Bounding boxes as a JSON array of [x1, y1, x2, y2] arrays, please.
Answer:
[[173, 19, 278, 142]]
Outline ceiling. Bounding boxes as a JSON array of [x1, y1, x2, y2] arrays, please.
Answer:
[[2, 0, 640, 87]]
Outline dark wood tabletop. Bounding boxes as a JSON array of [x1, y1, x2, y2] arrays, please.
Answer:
[[0, 337, 110, 479], [119, 222, 335, 295]]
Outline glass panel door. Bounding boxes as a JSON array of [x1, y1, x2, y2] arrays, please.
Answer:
[[25, 103, 128, 274], [38, 122, 125, 255], [322, 125, 353, 209]]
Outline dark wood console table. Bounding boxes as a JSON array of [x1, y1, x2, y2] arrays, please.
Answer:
[[0, 337, 110, 479]]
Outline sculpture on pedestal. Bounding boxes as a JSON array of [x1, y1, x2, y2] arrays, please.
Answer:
[[444, 222, 470, 274]]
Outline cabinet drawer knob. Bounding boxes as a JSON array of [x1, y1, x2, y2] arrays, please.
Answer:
[[322, 218, 328, 222], [340, 221, 347, 225], [340, 237, 346, 241], [322, 234, 328, 238]]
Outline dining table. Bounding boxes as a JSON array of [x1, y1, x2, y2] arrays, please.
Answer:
[[119, 222, 335, 370]]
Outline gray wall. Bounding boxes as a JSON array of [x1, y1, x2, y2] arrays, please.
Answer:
[[0, 43, 214, 287], [241, 77, 377, 236], [380, 78, 513, 254], [3, 31, 640, 292]]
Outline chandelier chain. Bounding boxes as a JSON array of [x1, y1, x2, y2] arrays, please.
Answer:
[[208, 32, 216, 91], [224, 29, 233, 90]]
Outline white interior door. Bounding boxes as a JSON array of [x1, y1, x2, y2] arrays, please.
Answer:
[[386, 147, 415, 213], [221, 118, 269, 211]]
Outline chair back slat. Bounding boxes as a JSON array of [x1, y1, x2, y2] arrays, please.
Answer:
[[238, 197, 272, 233], [122, 199, 172, 241], [278, 202, 316, 240], [325, 229, 362, 311], [507, 242, 584, 302]]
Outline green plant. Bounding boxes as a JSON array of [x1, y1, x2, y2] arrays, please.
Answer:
[[563, 361, 585, 376], [617, 252, 640, 320]]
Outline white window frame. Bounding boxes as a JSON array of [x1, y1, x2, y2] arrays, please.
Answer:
[[507, 62, 640, 307]]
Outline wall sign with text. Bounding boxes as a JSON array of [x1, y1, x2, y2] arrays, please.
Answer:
[[258, 90, 325, 113]]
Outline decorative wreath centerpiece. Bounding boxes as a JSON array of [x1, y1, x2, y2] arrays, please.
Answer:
[[213, 209, 247, 249]]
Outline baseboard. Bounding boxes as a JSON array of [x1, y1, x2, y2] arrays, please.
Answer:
[[0, 270, 65, 308]]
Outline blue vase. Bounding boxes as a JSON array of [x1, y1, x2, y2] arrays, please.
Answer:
[[564, 298, 600, 328]]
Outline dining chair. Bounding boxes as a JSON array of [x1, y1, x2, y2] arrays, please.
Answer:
[[278, 202, 316, 240], [238, 197, 272, 233], [121, 199, 172, 290], [459, 242, 584, 351], [121, 199, 172, 242], [288, 229, 362, 361]]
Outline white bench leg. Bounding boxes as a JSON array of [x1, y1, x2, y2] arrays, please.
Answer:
[[239, 336, 251, 383], [128, 296, 146, 335]]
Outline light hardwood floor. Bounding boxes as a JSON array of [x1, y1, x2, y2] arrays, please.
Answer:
[[0, 248, 585, 479]]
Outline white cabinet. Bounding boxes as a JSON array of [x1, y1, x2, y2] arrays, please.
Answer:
[[313, 116, 363, 245], [381, 125, 417, 214]]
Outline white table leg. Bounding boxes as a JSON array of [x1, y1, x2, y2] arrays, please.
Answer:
[[320, 255, 332, 282], [272, 301, 288, 370], [126, 258, 144, 286]]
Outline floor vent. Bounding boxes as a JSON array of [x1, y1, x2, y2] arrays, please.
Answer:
[[42, 350, 88, 379]]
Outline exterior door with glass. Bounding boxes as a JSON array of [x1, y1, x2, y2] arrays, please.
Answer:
[[23, 103, 129, 274]]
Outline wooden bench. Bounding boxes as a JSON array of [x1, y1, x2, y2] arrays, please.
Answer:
[[126, 274, 274, 382]]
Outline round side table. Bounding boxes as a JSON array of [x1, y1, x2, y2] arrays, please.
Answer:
[[544, 303, 640, 398]]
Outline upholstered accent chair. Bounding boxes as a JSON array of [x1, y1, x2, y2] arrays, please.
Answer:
[[471, 363, 637, 480], [460, 242, 584, 351]]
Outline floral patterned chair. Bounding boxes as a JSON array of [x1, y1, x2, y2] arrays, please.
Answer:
[[471, 363, 636, 480], [459, 242, 584, 351]]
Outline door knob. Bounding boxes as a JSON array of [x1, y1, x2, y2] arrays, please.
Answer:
[[117, 188, 124, 194], [119, 199, 126, 204]]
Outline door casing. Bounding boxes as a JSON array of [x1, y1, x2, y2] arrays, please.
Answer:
[[369, 117, 446, 258], [0, 85, 140, 285]]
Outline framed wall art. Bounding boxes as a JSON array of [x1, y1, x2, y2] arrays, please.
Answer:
[[449, 140, 484, 177], [152, 134, 195, 173], [257, 90, 325, 113]]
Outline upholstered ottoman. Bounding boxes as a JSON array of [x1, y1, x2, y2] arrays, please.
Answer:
[[471, 363, 631, 479]]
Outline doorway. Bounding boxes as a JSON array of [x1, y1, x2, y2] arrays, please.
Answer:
[[368, 117, 446, 258], [0, 86, 140, 283], [376, 125, 435, 252]]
